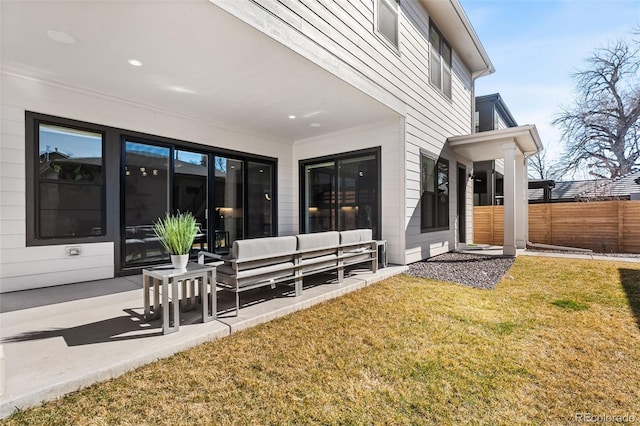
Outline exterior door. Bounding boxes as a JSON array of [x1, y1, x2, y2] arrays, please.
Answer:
[[174, 149, 209, 254], [457, 163, 467, 243], [301, 149, 380, 239], [123, 141, 171, 268]]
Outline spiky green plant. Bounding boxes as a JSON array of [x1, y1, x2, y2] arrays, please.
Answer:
[[153, 211, 198, 255]]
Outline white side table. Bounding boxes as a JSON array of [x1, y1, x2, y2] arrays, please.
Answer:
[[143, 263, 216, 334]]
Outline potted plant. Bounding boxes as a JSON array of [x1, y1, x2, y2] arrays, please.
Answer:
[[153, 211, 198, 269]]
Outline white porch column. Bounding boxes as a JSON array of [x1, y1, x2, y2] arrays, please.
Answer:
[[502, 142, 517, 256], [515, 153, 527, 249]]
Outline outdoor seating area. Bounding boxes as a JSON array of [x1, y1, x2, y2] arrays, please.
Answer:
[[198, 229, 378, 315]]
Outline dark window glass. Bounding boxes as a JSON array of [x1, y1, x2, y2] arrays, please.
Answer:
[[174, 150, 208, 256], [37, 124, 104, 238], [214, 157, 243, 250], [301, 150, 379, 239], [338, 155, 378, 236], [304, 161, 336, 234], [437, 160, 449, 228], [123, 141, 170, 267], [377, 0, 399, 48], [429, 21, 452, 98], [247, 161, 275, 238], [421, 154, 449, 232]]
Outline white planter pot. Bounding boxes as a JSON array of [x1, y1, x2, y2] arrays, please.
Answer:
[[170, 254, 189, 270]]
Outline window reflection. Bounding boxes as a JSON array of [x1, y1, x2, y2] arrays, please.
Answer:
[[124, 141, 170, 267], [38, 124, 104, 238], [214, 157, 243, 253], [174, 150, 208, 256], [302, 152, 379, 239], [247, 161, 274, 238]]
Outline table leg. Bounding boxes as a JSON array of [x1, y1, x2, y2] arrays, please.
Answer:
[[163, 277, 179, 334], [181, 280, 186, 311], [153, 278, 160, 318], [143, 273, 151, 320], [180, 279, 197, 312], [201, 271, 215, 323]]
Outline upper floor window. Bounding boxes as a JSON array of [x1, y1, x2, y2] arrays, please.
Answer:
[[421, 154, 449, 232], [376, 0, 399, 49], [429, 20, 452, 98], [36, 123, 105, 239]]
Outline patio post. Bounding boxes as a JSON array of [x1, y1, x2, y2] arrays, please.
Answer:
[[515, 152, 527, 249], [502, 142, 517, 256]]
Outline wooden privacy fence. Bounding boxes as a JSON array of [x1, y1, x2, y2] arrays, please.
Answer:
[[474, 201, 640, 254]]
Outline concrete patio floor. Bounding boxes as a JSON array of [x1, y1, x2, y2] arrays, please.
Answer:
[[0, 265, 407, 418]]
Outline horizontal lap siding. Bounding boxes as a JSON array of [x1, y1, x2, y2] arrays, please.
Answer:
[[235, 0, 474, 263], [474, 201, 640, 253]]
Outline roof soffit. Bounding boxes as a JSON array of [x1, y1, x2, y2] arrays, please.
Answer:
[[448, 125, 544, 162]]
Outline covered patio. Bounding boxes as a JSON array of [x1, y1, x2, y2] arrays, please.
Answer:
[[0, 265, 406, 418], [448, 125, 543, 256]]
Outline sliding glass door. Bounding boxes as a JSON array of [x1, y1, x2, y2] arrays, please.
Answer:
[[301, 149, 380, 239], [246, 161, 275, 238], [213, 157, 243, 254], [123, 141, 171, 267], [122, 141, 277, 270], [304, 161, 336, 233], [174, 149, 208, 254]]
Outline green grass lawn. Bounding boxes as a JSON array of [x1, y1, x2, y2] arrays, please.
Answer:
[[4, 256, 640, 425]]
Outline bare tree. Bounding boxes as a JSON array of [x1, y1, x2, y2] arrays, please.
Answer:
[[553, 31, 640, 179], [528, 149, 559, 180]]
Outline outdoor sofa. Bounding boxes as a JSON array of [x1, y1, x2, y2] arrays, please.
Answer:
[[198, 229, 377, 315]]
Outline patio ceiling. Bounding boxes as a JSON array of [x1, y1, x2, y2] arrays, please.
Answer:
[[447, 125, 543, 161], [1, 1, 400, 142]]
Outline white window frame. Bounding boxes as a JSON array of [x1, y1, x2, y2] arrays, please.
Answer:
[[375, 0, 400, 52], [429, 20, 452, 99]]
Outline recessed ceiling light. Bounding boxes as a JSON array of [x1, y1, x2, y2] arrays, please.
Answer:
[[47, 30, 76, 45], [288, 115, 296, 119], [128, 59, 143, 67], [310, 123, 321, 128], [166, 85, 197, 94]]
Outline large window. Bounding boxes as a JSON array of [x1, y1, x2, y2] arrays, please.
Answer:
[[421, 154, 449, 232], [26, 112, 277, 272], [429, 20, 452, 98], [36, 123, 105, 239], [376, 0, 399, 49]]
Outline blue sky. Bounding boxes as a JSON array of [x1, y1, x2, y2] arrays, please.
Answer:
[[459, 0, 639, 168]]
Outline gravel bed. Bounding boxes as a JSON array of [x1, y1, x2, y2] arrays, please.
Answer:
[[406, 252, 515, 290]]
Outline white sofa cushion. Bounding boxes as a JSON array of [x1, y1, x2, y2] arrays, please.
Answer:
[[339, 229, 373, 245], [297, 231, 340, 259]]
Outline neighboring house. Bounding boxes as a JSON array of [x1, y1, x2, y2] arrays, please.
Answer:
[[472, 93, 518, 206], [0, 0, 542, 292], [529, 170, 640, 203]]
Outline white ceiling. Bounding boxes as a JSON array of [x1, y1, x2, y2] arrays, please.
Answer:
[[1, 1, 399, 142]]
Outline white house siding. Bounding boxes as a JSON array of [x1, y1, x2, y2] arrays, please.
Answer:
[[214, 0, 477, 265], [293, 119, 404, 264], [0, 72, 295, 292]]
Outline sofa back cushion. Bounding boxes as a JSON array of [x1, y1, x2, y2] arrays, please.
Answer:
[[340, 229, 373, 245], [296, 231, 339, 259], [231, 236, 297, 271]]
